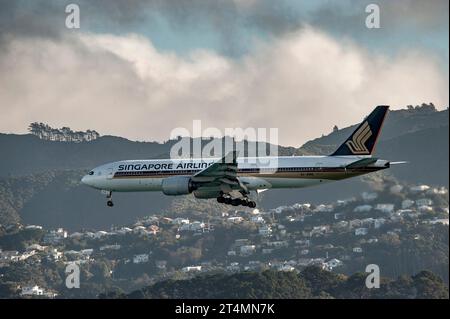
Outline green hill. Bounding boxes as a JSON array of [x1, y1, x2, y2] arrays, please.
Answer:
[[109, 267, 449, 299]]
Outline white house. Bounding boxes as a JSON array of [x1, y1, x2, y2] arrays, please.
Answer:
[[251, 216, 265, 223], [353, 247, 363, 253], [355, 228, 369, 236], [227, 216, 243, 223], [21, 285, 44, 296], [375, 204, 395, 214], [240, 245, 256, 255], [258, 225, 272, 236], [324, 258, 343, 270], [133, 254, 149, 264], [182, 266, 202, 272], [362, 192, 378, 201], [401, 199, 415, 209], [410, 185, 430, 193], [416, 198, 433, 207], [313, 204, 334, 213], [172, 218, 190, 225]]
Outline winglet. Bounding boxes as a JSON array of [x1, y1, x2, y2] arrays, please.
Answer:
[[331, 105, 389, 156]]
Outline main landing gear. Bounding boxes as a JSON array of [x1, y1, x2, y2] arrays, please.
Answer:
[[217, 194, 256, 208], [106, 191, 114, 207]]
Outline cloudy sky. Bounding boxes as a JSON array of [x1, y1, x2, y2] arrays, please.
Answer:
[[0, 0, 448, 147]]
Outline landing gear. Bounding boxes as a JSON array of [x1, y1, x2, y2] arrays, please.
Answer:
[[106, 191, 114, 207], [216, 193, 256, 208]]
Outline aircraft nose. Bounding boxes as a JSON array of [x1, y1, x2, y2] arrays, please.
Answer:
[[81, 175, 89, 185]]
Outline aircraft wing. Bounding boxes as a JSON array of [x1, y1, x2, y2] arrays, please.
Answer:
[[191, 151, 248, 193]]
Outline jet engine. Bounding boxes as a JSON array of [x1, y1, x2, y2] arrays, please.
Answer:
[[161, 176, 194, 195]]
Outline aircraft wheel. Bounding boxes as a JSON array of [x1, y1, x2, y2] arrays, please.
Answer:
[[231, 198, 241, 206], [224, 197, 232, 205], [107, 200, 114, 207], [248, 201, 256, 208], [241, 199, 249, 207], [217, 197, 225, 203]]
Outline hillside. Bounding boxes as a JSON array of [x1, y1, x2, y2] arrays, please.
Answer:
[[115, 267, 448, 299]]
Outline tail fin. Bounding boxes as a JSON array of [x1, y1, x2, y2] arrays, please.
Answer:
[[331, 105, 389, 156]]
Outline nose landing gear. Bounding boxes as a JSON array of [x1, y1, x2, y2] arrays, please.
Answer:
[[106, 191, 114, 207]]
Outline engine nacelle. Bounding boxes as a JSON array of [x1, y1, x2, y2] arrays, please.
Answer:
[[161, 176, 193, 195]]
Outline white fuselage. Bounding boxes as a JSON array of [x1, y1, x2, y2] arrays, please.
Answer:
[[81, 155, 389, 193]]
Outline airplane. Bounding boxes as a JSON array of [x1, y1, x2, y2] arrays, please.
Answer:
[[81, 105, 403, 208]]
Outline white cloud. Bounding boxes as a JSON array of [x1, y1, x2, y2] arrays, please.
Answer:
[[0, 27, 447, 147]]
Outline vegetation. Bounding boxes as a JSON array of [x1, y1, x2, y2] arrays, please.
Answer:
[[100, 267, 448, 299], [28, 123, 100, 142]]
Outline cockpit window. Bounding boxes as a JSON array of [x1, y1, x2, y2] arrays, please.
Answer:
[[88, 171, 94, 175]]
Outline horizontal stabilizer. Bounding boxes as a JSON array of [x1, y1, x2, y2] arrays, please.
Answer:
[[345, 158, 378, 169]]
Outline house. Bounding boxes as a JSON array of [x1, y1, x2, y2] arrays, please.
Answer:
[[390, 185, 404, 194], [334, 213, 345, 220], [349, 219, 362, 228], [26, 244, 47, 252], [324, 258, 343, 270], [99, 244, 121, 251], [43, 228, 68, 244], [416, 198, 433, 207], [266, 241, 289, 248], [69, 232, 83, 239], [353, 247, 363, 253], [116, 227, 132, 235], [133, 254, 149, 264], [355, 228, 369, 236], [182, 266, 202, 272], [190, 221, 205, 231], [276, 264, 295, 272], [262, 248, 273, 254], [172, 218, 190, 225], [21, 285, 44, 296], [155, 260, 167, 269], [353, 205, 372, 213], [25, 225, 43, 230], [362, 192, 378, 201], [375, 204, 395, 214], [251, 216, 265, 223], [361, 218, 375, 226], [418, 206, 433, 213], [0, 250, 19, 262], [226, 263, 240, 272], [47, 249, 63, 261], [425, 218, 449, 226], [313, 204, 334, 213], [227, 216, 243, 223], [335, 221, 349, 229], [374, 218, 386, 229], [410, 185, 430, 193], [258, 225, 272, 236], [295, 239, 310, 247], [401, 199, 415, 209], [133, 226, 147, 234], [240, 245, 256, 255], [93, 231, 109, 239]]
